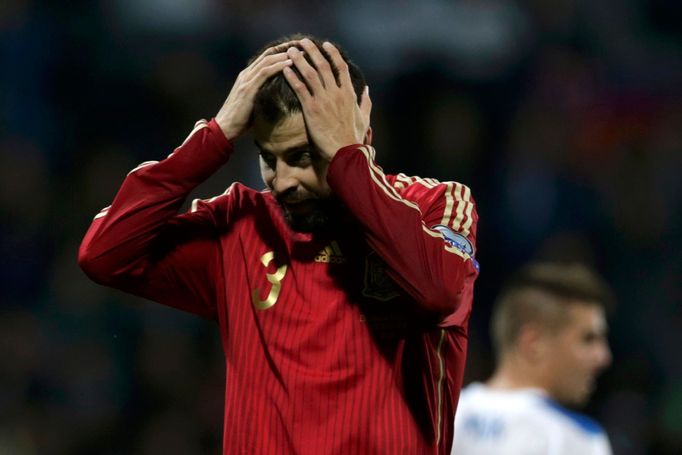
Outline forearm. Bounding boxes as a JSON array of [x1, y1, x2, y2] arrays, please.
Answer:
[[327, 145, 478, 317], [78, 119, 233, 285]]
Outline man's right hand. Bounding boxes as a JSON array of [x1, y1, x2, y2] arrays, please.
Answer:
[[215, 43, 296, 140]]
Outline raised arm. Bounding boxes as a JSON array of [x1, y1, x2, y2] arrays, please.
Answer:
[[78, 45, 295, 317], [282, 39, 479, 325], [329, 152, 479, 325]]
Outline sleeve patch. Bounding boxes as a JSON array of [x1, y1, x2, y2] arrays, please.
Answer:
[[433, 224, 475, 256]]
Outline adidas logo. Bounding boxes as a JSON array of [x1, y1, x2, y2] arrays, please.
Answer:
[[315, 241, 346, 264]]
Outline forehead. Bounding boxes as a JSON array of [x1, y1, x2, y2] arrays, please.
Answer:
[[562, 301, 607, 332], [253, 113, 308, 153]]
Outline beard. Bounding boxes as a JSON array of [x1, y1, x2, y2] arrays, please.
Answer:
[[279, 197, 343, 233]]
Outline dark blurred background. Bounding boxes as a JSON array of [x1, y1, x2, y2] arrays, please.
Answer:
[[1, 0, 680, 453]]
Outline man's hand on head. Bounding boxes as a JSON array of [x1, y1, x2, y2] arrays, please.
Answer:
[[215, 42, 297, 141], [282, 39, 371, 161]]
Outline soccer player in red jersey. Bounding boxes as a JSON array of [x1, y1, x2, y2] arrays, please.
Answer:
[[79, 35, 479, 454]]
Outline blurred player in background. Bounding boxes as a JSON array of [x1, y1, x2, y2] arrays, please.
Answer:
[[79, 35, 479, 453], [453, 262, 613, 454]]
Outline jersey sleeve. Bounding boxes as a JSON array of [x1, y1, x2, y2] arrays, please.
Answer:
[[326, 145, 479, 327], [592, 433, 613, 455], [78, 119, 235, 318]]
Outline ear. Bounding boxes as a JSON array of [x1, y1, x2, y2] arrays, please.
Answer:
[[518, 324, 548, 363], [364, 126, 373, 146]]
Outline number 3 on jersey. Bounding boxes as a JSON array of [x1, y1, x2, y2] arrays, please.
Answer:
[[252, 251, 288, 310]]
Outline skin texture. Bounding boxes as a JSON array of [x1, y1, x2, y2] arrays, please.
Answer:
[[254, 113, 335, 231], [489, 300, 611, 406], [541, 303, 611, 404], [215, 38, 372, 229], [282, 39, 371, 160], [215, 41, 297, 140]]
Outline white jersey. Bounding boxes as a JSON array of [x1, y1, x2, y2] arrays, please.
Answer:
[[452, 383, 612, 455]]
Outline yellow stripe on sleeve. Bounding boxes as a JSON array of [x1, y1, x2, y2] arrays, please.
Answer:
[[451, 183, 472, 232], [440, 182, 455, 226], [461, 197, 475, 237], [357, 146, 420, 212]]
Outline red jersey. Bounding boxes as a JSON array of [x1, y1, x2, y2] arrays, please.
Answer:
[[79, 119, 479, 454]]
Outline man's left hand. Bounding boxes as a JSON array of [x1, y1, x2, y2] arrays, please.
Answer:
[[283, 39, 372, 161]]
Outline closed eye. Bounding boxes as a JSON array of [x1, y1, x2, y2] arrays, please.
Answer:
[[287, 150, 313, 166], [259, 151, 276, 170]]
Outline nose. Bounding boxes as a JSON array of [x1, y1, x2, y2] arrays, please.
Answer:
[[272, 160, 299, 196], [595, 341, 612, 371]]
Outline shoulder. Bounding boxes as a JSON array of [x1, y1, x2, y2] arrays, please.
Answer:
[[535, 398, 612, 454], [387, 173, 476, 227], [537, 397, 607, 437], [454, 386, 554, 453], [456, 386, 582, 432], [189, 182, 268, 213], [457, 384, 539, 415], [455, 386, 610, 454], [387, 173, 475, 207], [183, 183, 274, 229], [388, 174, 478, 250]]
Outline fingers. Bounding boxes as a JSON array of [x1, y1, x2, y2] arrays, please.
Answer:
[[298, 38, 336, 89], [322, 41, 353, 91], [271, 40, 299, 54], [249, 52, 292, 83], [237, 53, 292, 99], [250, 40, 299, 67], [282, 65, 312, 102], [360, 85, 372, 118], [287, 46, 324, 95], [256, 57, 294, 85], [248, 39, 352, 96], [279, 39, 361, 114], [254, 52, 291, 72]]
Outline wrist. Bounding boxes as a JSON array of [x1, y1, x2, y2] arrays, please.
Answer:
[[207, 118, 235, 152], [320, 139, 362, 161], [214, 115, 239, 141]]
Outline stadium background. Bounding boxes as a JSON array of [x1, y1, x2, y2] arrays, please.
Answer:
[[1, 0, 680, 453]]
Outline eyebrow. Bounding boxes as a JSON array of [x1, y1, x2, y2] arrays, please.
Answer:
[[254, 140, 312, 156]]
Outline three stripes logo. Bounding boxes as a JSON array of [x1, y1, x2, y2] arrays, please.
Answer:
[[314, 241, 346, 264]]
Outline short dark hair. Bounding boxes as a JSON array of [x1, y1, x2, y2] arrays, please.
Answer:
[[491, 262, 614, 356], [251, 34, 366, 124]]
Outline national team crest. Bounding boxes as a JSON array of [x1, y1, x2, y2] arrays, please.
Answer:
[[363, 251, 401, 301]]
